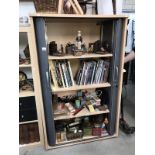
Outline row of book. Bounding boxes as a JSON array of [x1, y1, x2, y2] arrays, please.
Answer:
[[50, 59, 110, 88], [19, 123, 40, 144], [76, 59, 110, 85], [50, 60, 74, 88]]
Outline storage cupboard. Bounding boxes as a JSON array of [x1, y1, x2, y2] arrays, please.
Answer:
[[19, 26, 44, 148], [30, 14, 128, 149]]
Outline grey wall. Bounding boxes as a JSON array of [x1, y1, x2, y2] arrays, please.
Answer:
[[123, 0, 135, 12]]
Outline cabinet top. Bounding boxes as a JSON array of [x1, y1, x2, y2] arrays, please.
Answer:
[[30, 13, 128, 19]]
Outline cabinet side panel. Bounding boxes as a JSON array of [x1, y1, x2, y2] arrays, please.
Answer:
[[34, 17, 56, 146], [106, 19, 123, 135]]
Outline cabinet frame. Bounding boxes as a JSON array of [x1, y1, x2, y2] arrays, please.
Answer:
[[30, 14, 128, 149], [19, 25, 44, 148]]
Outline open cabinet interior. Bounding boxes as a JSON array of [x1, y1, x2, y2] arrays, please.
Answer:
[[33, 15, 127, 149]]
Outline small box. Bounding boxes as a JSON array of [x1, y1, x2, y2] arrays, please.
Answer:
[[92, 127, 102, 136]]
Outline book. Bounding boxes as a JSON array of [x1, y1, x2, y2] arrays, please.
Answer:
[[64, 60, 72, 87], [99, 62, 105, 83], [50, 61, 58, 88], [61, 62, 69, 87], [60, 61, 67, 87], [54, 61, 63, 87], [58, 62, 65, 87], [85, 62, 93, 85], [93, 60, 100, 84], [91, 61, 97, 84], [80, 61, 86, 85], [67, 60, 75, 86], [103, 61, 110, 82], [84, 62, 92, 85], [75, 59, 110, 85]]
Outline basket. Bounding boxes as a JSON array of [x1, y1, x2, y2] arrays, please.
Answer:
[[33, 0, 59, 12]]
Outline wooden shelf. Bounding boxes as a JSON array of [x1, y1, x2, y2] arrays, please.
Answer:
[[48, 53, 113, 60], [54, 108, 110, 120], [19, 64, 31, 68], [56, 134, 109, 145], [52, 82, 111, 93], [19, 26, 30, 33], [19, 91, 35, 97], [30, 13, 128, 19], [19, 120, 38, 125]]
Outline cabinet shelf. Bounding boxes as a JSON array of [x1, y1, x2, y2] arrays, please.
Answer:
[[19, 91, 35, 97], [30, 13, 128, 19], [54, 108, 110, 121], [19, 64, 31, 68], [51, 82, 111, 93], [56, 134, 109, 145], [19, 120, 38, 125], [48, 53, 113, 60]]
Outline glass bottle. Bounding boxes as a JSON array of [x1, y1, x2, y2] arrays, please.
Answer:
[[76, 31, 83, 50]]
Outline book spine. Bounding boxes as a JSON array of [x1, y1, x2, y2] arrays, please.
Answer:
[[55, 61, 64, 87], [94, 60, 99, 84], [100, 63, 105, 83], [64, 61, 71, 87], [61, 62, 69, 87], [80, 61, 86, 85], [65, 60, 72, 86], [84, 62, 91, 85], [103, 61, 110, 82], [78, 61, 84, 85], [50, 61, 58, 87], [97, 60, 103, 83], [67, 60, 75, 86], [58, 62, 65, 87], [87, 61, 93, 84], [91, 61, 96, 84], [96, 62, 101, 83], [83, 62, 88, 85], [60, 62, 67, 87], [77, 68, 82, 85]]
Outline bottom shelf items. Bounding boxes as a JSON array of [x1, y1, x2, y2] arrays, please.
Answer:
[[19, 122, 40, 145], [55, 114, 109, 145]]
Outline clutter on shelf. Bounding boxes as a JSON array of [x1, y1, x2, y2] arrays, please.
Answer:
[[55, 114, 109, 143], [48, 31, 112, 56], [53, 90, 109, 119], [19, 45, 31, 65], [19, 71, 34, 92]]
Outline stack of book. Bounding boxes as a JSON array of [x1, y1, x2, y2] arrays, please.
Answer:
[[50, 60, 74, 88], [76, 59, 110, 85]]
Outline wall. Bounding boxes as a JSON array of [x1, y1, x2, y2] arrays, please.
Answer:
[[19, 1, 35, 18], [123, 0, 135, 12]]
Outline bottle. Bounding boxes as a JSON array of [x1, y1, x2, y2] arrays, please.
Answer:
[[76, 31, 83, 50]]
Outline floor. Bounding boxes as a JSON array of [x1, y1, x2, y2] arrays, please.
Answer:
[[19, 84, 135, 155]]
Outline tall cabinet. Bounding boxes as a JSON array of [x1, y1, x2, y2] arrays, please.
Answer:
[[30, 14, 128, 149], [19, 26, 44, 148]]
